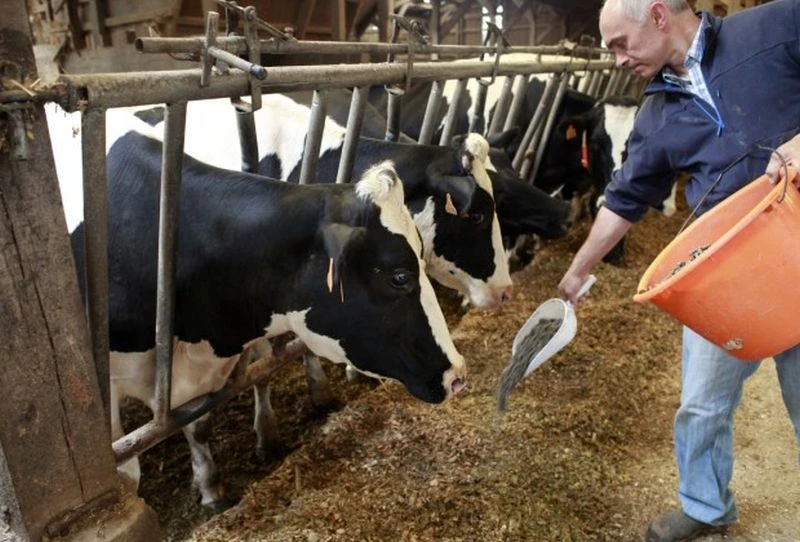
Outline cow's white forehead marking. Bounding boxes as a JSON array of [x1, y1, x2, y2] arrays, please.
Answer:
[[462, 133, 493, 196], [355, 161, 423, 257]]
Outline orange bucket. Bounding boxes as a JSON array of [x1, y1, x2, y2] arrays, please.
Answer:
[[633, 168, 800, 361]]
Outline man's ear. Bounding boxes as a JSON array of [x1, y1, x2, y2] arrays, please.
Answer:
[[650, 2, 669, 30]]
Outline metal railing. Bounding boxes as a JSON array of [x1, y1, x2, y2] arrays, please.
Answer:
[[1, 1, 640, 467]]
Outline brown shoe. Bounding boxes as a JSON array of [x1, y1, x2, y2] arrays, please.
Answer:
[[645, 509, 728, 541]]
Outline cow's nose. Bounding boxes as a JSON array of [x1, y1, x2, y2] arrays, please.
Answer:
[[500, 286, 513, 304], [450, 376, 466, 396]]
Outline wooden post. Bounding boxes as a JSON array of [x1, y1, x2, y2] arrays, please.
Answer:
[[0, 1, 160, 540]]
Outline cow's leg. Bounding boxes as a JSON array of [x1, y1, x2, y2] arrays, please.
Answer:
[[253, 379, 281, 461], [182, 413, 235, 512], [303, 353, 338, 409]]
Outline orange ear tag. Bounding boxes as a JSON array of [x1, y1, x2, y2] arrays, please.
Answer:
[[565, 124, 577, 141], [445, 193, 458, 216]]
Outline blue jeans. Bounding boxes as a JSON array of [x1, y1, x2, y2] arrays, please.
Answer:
[[675, 327, 800, 525]]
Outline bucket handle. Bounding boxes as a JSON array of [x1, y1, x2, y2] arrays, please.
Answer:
[[677, 146, 793, 235]]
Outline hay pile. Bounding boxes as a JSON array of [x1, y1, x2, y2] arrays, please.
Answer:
[[134, 190, 691, 541]]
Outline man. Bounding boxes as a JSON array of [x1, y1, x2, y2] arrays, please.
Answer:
[[559, 0, 800, 540]]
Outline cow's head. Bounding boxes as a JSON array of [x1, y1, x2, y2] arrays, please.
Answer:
[[414, 133, 513, 309], [291, 161, 467, 403], [484, 146, 573, 241]]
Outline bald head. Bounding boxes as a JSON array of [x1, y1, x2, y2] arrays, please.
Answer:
[[602, 0, 691, 23], [600, 0, 698, 78]]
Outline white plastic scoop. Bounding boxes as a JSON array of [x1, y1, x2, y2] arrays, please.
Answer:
[[512, 274, 597, 378]]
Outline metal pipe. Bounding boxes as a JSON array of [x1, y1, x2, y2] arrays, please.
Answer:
[[81, 107, 110, 416], [512, 73, 559, 172], [487, 75, 514, 136], [136, 35, 610, 59], [528, 74, 570, 185], [586, 70, 602, 98], [439, 78, 467, 146], [55, 60, 615, 111], [336, 86, 368, 184], [153, 101, 187, 425], [207, 46, 266, 79], [385, 90, 402, 142], [468, 81, 488, 133], [113, 338, 308, 463], [502, 74, 528, 133], [299, 89, 327, 185], [577, 69, 592, 94], [418, 80, 444, 145], [603, 70, 620, 99], [233, 100, 259, 173]]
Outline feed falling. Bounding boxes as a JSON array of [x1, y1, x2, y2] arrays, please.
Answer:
[[496, 318, 562, 412]]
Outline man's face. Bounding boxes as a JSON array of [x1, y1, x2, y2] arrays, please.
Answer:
[[600, 3, 667, 79]]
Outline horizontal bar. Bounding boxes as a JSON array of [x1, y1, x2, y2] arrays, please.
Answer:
[[208, 46, 267, 79], [112, 337, 308, 463], [136, 35, 610, 59], [54, 58, 615, 110]]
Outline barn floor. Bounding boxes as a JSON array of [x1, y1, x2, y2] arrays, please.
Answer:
[[126, 181, 800, 541]]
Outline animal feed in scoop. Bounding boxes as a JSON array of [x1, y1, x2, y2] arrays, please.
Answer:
[[496, 317, 562, 412]]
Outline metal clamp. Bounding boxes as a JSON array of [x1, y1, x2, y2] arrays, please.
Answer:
[[385, 15, 429, 96], [476, 22, 509, 87]]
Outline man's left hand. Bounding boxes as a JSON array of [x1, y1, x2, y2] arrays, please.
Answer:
[[766, 134, 800, 183]]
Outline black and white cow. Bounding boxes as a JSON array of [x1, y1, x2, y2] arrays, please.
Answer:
[[65, 110, 467, 509], [164, 95, 514, 309], [543, 95, 677, 262], [282, 89, 574, 248]]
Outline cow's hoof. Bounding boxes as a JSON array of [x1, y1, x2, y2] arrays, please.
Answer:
[[252, 441, 286, 463], [202, 494, 240, 515], [311, 397, 343, 415]]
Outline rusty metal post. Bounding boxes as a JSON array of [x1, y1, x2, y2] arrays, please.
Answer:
[[502, 74, 529, 133], [528, 73, 570, 184], [513, 73, 559, 172], [81, 107, 110, 416], [299, 89, 327, 185], [439, 78, 467, 146], [153, 101, 187, 425], [418, 80, 444, 145], [486, 75, 515, 136], [336, 86, 368, 184]]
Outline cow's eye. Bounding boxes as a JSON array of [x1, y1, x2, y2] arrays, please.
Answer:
[[390, 270, 411, 288], [469, 213, 485, 225]]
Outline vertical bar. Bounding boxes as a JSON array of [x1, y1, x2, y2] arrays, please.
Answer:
[[502, 74, 528, 132], [81, 107, 110, 416], [153, 101, 187, 425], [336, 86, 368, 183], [603, 70, 620, 99], [586, 70, 602, 98], [468, 82, 488, 133], [528, 74, 570, 185], [233, 101, 259, 173], [418, 80, 444, 145], [430, 0, 441, 61], [577, 69, 592, 94], [512, 73, 559, 172], [385, 89, 402, 142], [487, 75, 515, 136], [439, 78, 467, 146], [299, 89, 327, 185]]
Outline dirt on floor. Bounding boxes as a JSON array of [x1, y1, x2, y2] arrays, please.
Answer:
[[127, 182, 800, 542]]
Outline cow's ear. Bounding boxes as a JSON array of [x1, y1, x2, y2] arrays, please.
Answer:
[[429, 175, 477, 216], [321, 223, 366, 293], [485, 127, 519, 151]]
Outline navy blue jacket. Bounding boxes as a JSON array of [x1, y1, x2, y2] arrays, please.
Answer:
[[603, 0, 800, 222]]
